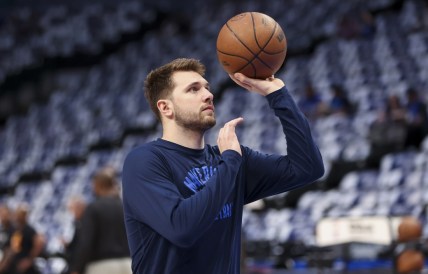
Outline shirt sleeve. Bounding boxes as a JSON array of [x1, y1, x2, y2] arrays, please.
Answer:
[[122, 147, 242, 248], [244, 87, 324, 204]]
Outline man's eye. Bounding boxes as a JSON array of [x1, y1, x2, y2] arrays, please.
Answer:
[[189, 87, 198, 92]]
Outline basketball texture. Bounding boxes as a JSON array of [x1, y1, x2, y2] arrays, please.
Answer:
[[216, 12, 287, 79]]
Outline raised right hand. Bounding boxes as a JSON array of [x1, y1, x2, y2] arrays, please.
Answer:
[[229, 73, 285, 96], [217, 117, 244, 155]]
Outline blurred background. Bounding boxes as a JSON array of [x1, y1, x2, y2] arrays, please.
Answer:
[[0, 0, 428, 273]]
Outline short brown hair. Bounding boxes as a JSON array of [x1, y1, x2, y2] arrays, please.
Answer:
[[93, 166, 117, 190], [144, 58, 206, 120]]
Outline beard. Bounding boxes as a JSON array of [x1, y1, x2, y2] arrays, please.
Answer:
[[174, 103, 216, 132]]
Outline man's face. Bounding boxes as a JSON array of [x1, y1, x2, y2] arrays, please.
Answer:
[[169, 71, 216, 131]]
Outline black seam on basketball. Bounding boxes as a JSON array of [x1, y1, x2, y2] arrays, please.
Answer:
[[264, 22, 277, 49], [255, 51, 273, 70], [239, 48, 273, 71], [253, 22, 281, 68], [225, 19, 277, 74], [250, 13, 263, 50], [249, 13, 277, 69], [233, 50, 270, 73], [261, 23, 286, 54], [225, 22, 262, 75], [234, 61, 257, 78], [226, 22, 257, 56], [216, 49, 252, 62], [251, 13, 278, 53], [260, 48, 286, 55]]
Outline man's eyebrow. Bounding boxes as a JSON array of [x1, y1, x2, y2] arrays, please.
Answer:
[[184, 81, 208, 90], [184, 82, 200, 89]]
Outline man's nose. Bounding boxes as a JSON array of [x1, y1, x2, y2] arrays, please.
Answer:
[[203, 88, 214, 102]]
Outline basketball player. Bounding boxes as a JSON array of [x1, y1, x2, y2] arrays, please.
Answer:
[[122, 58, 324, 273]]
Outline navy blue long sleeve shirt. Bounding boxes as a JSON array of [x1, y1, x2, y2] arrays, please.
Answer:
[[122, 88, 324, 274]]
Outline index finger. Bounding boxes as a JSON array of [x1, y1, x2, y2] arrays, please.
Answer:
[[232, 72, 271, 85], [229, 74, 252, 90], [224, 117, 244, 128]]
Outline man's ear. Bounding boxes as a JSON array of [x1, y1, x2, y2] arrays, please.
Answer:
[[157, 99, 173, 119]]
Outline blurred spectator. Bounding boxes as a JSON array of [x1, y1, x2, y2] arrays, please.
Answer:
[[0, 205, 14, 252], [0, 204, 45, 274], [324, 84, 354, 117], [61, 197, 87, 274], [337, 9, 376, 40], [69, 167, 131, 274], [358, 10, 376, 39], [371, 94, 407, 145], [367, 95, 408, 167], [337, 12, 360, 39], [298, 83, 325, 121], [404, 88, 428, 149], [379, 95, 407, 124]]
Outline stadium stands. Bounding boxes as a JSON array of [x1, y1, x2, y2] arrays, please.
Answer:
[[0, 0, 427, 272]]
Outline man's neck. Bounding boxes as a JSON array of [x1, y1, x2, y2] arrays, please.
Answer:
[[162, 127, 205, 150]]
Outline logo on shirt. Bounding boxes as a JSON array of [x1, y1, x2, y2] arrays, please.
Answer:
[[215, 202, 233, 220], [183, 166, 233, 221], [184, 166, 217, 193]]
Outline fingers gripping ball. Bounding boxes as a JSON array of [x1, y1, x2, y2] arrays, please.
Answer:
[[217, 12, 287, 79]]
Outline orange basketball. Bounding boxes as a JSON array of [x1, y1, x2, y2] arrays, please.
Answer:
[[398, 216, 422, 242], [216, 12, 287, 79]]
